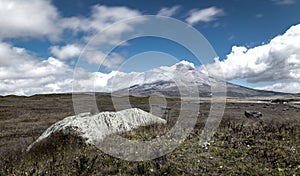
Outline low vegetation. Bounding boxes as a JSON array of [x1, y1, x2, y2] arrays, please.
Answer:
[[1, 121, 299, 175], [0, 94, 299, 175]]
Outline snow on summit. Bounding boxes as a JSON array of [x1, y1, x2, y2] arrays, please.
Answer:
[[105, 60, 210, 92]]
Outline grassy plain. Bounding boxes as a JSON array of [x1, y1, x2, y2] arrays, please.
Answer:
[[0, 94, 299, 175]]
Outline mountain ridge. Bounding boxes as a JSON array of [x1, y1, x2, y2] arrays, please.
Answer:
[[110, 61, 288, 97], [113, 80, 287, 98]]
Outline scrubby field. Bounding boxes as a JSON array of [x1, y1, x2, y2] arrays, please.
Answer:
[[0, 94, 299, 175]]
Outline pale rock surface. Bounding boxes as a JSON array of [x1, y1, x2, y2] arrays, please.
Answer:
[[27, 108, 166, 151]]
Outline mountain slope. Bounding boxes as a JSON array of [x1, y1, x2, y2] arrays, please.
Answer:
[[111, 61, 286, 97], [113, 80, 285, 97]]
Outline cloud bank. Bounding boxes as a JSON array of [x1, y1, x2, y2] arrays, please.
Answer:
[[202, 23, 300, 93], [0, 42, 122, 95], [0, 44, 203, 96]]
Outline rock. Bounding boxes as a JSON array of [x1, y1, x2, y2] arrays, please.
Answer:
[[244, 110, 262, 118], [283, 108, 289, 111], [201, 141, 210, 150], [271, 99, 289, 104], [27, 108, 166, 152]]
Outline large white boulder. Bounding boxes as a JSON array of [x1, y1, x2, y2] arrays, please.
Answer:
[[27, 108, 166, 151]]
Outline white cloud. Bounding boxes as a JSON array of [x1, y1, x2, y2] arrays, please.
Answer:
[[0, 0, 143, 43], [0, 42, 72, 95], [256, 82, 300, 93], [50, 44, 82, 60], [271, 0, 296, 5], [0, 0, 61, 40], [80, 50, 125, 70], [67, 5, 145, 48], [51, 4, 143, 69], [186, 6, 224, 25], [73, 69, 118, 93], [0, 49, 208, 95], [202, 23, 300, 93], [157, 6, 180, 17], [102, 53, 125, 70], [0, 42, 33, 67], [0, 2, 146, 95], [90, 5, 141, 29], [62, 5, 142, 35], [58, 4, 143, 68], [105, 60, 211, 92], [0, 41, 119, 95]]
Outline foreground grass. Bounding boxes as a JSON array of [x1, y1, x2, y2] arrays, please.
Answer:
[[1, 122, 299, 175]]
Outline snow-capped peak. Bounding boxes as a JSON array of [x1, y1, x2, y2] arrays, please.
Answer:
[[172, 60, 196, 71], [104, 60, 210, 92], [157, 60, 195, 72]]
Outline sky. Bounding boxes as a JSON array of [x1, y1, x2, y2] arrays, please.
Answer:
[[0, 0, 300, 95]]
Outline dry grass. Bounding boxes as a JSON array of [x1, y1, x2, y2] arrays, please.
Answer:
[[0, 94, 299, 175]]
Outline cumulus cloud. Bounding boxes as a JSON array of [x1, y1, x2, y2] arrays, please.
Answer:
[[0, 43, 70, 95], [50, 44, 82, 60], [0, 42, 118, 95], [0, 1, 146, 95], [48, 4, 143, 69], [157, 6, 180, 17], [202, 23, 300, 93], [5, 1, 299, 94], [186, 6, 224, 25], [0, 42, 33, 67], [0, 42, 71, 95], [0, 0, 61, 40], [0, 0, 142, 43], [89, 5, 141, 30], [62, 5, 142, 35], [55, 4, 142, 68], [0, 48, 207, 95]]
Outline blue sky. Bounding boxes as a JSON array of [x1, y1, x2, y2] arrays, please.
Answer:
[[0, 0, 300, 95], [13, 0, 300, 60]]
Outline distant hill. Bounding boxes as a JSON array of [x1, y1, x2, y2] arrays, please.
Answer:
[[110, 61, 287, 98], [0, 61, 288, 98], [113, 80, 287, 98]]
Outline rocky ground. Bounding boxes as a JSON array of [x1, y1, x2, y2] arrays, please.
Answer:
[[0, 93, 299, 175]]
